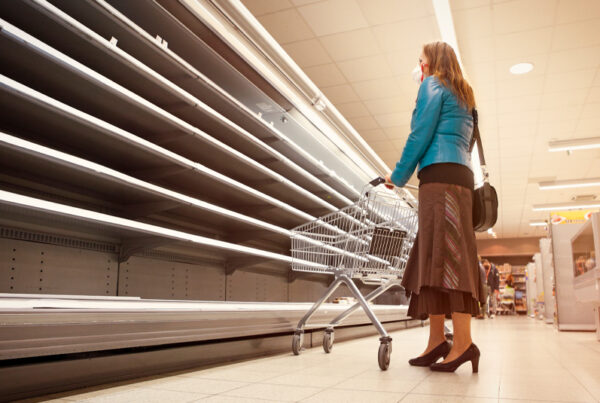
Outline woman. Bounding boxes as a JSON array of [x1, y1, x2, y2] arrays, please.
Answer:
[[385, 42, 481, 373]]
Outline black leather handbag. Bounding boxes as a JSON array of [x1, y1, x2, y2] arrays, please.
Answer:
[[470, 109, 498, 232]]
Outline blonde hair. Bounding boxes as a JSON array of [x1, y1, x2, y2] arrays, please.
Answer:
[[422, 42, 475, 110]]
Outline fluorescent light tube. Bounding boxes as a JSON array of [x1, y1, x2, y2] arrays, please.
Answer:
[[532, 201, 600, 211], [548, 137, 600, 152], [539, 178, 600, 190], [529, 220, 547, 227], [432, 0, 463, 67]]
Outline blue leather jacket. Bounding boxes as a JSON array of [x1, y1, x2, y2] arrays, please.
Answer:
[[390, 76, 474, 187]]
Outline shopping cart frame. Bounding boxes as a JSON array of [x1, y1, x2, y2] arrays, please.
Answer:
[[290, 177, 418, 370]]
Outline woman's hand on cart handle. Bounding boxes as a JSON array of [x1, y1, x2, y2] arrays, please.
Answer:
[[368, 175, 395, 189]]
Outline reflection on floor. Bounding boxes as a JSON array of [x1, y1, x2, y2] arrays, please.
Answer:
[[23, 316, 600, 402]]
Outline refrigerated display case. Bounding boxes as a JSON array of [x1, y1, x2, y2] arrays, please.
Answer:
[[571, 212, 600, 340]]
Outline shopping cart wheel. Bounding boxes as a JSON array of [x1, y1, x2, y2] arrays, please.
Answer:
[[378, 341, 391, 370], [323, 330, 334, 353], [292, 332, 303, 355]]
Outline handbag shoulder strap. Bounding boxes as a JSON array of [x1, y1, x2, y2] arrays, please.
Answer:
[[469, 108, 487, 167]]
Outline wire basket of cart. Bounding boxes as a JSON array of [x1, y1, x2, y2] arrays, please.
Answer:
[[290, 177, 418, 370]]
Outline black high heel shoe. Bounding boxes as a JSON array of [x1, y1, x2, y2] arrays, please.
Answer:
[[408, 341, 451, 367], [430, 343, 480, 373]]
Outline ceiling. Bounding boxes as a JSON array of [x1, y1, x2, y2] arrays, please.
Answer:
[[241, 0, 600, 239]]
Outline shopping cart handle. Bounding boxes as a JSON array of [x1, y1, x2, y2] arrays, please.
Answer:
[[369, 177, 387, 187]]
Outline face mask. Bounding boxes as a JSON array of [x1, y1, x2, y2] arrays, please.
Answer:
[[411, 64, 422, 84]]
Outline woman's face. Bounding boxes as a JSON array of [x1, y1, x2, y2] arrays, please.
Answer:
[[419, 52, 430, 77]]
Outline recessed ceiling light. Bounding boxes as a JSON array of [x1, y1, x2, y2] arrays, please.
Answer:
[[509, 62, 534, 75]]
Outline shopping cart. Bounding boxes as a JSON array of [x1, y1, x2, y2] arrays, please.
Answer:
[[290, 177, 418, 370]]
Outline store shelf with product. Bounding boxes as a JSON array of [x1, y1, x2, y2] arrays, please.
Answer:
[[493, 263, 527, 315], [571, 212, 600, 340]]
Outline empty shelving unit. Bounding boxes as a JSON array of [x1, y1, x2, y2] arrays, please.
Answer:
[[0, 1, 418, 400]]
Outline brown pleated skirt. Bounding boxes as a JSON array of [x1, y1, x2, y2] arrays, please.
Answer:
[[401, 182, 483, 320]]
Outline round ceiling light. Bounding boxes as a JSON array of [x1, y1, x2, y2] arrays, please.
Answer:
[[509, 62, 534, 75]]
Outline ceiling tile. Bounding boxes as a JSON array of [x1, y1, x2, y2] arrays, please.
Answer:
[[282, 39, 332, 67], [496, 110, 539, 127], [450, 0, 492, 10], [473, 82, 497, 101], [242, 0, 293, 16], [497, 94, 541, 115], [496, 75, 545, 99], [385, 52, 420, 78], [257, 8, 314, 44], [337, 55, 394, 82], [321, 84, 361, 103], [498, 124, 538, 140], [452, 5, 493, 38], [372, 17, 440, 54], [303, 63, 347, 87], [391, 138, 407, 150], [335, 101, 370, 118], [547, 46, 600, 73], [467, 62, 496, 89], [318, 28, 381, 61], [384, 125, 411, 140], [359, 128, 388, 142], [373, 112, 411, 128], [556, 0, 600, 24], [544, 69, 597, 92], [594, 70, 600, 86], [552, 19, 600, 51], [576, 117, 600, 131], [539, 106, 582, 123], [346, 115, 379, 131], [363, 96, 415, 116], [460, 36, 495, 65], [540, 89, 589, 109], [356, 0, 433, 25], [297, 0, 368, 36], [290, 0, 322, 5], [492, 0, 557, 35], [494, 28, 554, 60], [352, 77, 404, 100], [536, 119, 577, 139], [588, 86, 600, 103], [369, 140, 396, 153]]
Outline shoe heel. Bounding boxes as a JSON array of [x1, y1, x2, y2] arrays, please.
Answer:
[[471, 355, 479, 373]]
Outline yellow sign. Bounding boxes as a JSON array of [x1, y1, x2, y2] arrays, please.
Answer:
[[549, 210, 599, 225]]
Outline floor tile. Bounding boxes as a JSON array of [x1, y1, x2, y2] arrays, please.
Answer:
[[499, 379, 597, 402], [147, 377, 247, 394], [265, 372, 347, 388], [221, 383, 321, 402], [75, 387, 206, 403], [300, 388, 403, 403], [333, 376, 421, 393], [401, 394, 497, 402], [180, 367, 281, 383], [26, 316, 600, 403], [199, 396, 274, 403]]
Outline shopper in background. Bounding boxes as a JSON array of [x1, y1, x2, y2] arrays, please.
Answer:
[[477, 260, 487, 320], [386, 41, 481, 373], [483, 260, 500, 318], [500, 274, 516, 314]]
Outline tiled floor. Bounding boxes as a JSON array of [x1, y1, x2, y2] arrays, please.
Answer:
[[27, 316, 600, 402]]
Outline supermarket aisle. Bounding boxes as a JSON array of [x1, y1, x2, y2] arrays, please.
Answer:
[[26, 316, 600, 403]]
